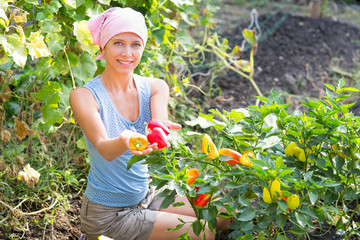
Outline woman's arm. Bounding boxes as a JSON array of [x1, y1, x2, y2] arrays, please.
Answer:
[[150, 79, 182, 129], [69, 88, 153, 161], [150, 78, 170, 121]]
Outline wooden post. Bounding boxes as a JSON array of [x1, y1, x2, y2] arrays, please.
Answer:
[[311, 0, 320, 19]]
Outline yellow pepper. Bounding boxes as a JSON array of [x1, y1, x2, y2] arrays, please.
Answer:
[[202, 134, 219, 160], [239, 150, 254, 167], [270, 179, 282, 200], [284, 142, 298, 157], [263, 187, 272, 204], [286, 194, 300, 210], [286, 142, 312, 163]]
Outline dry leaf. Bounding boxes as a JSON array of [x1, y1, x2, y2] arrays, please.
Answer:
[[16, 156, 25, 166], [28, 129, 37, 138], [0, 157, 5, 171], [2, 85, 11, 102], [12, 164, 20, 175], [14, 117, 30, 140], [17, 164, 40, 187], [6, 165, 14, 178], [1, 130, 11, 143]]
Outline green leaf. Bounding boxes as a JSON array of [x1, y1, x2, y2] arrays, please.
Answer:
[[61, 0, 76, 8], [192, 219, 202, 237], [177, 233, 191, 240], [276, 214, 287, 229], [42, 104, 64, 125], [74, 20, 99, 55], [294, 212, 307, 227], [337, 78, 345, 89], [41, 21, 62, 34], [185, 116, 225, 129], [76, 136, 87, 149], [159, 190, 176, 209], [242, 29, 256, 45], [237, 234, 254, 240], [24, 0, 39, 5], [126, 155, 146, 170], [28, 31, 51, 60], [236, 208, 256, 221], [5, 33, 27, 67], [72, 53, 97, 84], [98, 0, 110, 5], [46, 32, 65, 55], [170, 0, 193, 7], [277, 199, 289, 213], [239, 221, 254, 231], [33, 81, 61, 103], [224, 181, 241, 188], [309, 191, 318, 205], [342, 87, 360, 92]]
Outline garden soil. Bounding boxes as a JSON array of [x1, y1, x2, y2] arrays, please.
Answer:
[[209, 10, 360, 115], [2, 5, 360, 240]]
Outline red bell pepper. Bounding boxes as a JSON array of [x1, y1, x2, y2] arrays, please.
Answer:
[[202, 134, 219, 159], [193, 193, 211, 208], [219, 148, 241, 166], [185, 168, 199, 185], [147, 119, 170, 135], [147, 127, 168, 149]]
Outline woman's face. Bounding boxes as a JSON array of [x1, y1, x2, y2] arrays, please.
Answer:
[[103, 32, 145, 74]]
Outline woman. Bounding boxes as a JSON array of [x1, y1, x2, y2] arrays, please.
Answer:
[[70, 7, 225, 240]]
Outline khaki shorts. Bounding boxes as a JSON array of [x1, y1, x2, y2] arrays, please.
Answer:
[[80, 187, 164, 240]]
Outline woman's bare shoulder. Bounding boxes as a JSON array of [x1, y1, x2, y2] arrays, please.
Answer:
[[150, 78, 169, 95], [69, 87, 98, 110]]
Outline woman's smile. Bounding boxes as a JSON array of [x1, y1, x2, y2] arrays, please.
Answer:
[[117, 59, 134, 66]]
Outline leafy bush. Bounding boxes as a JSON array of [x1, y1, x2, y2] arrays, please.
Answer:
[[129, 79, 360, 239]]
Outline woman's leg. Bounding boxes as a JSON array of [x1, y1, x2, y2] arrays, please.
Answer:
[[148, 195, 231, 239], [160, 195, 232, 230], [147, 211, 215, 240]]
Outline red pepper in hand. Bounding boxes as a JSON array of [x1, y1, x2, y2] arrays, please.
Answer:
[[185, 168, 199, 185], [147, 127, 168, 149], [129, 134, 148, 151], [193, 193, 211, 208], [219, 148, 241, 166], [147, 119, 170, 135]]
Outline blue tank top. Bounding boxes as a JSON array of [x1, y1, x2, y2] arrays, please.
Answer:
[[82, 74, 152, 207]]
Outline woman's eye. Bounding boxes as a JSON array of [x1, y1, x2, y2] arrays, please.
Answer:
[[115, 42, 123, 45], [133, 43, 141, 47]]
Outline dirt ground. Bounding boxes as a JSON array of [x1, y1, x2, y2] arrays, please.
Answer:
[[210, 9, 360, 114], [2, 2, 360, 240]]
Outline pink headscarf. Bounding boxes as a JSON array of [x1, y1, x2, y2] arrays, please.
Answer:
[[87, 7, 148, 60]]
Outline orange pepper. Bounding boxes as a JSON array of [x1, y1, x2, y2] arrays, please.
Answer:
[[239, 150, 254, 167], [219, 148, 241, 166], [185, 168, 199, 185], [129, 134, 148, 151], [202, 134, 219, 160]]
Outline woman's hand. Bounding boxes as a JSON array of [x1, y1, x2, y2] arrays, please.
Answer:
[[162, 120, 182, 131], [145, 120, 182, 149], [120, 130, 156, 155]]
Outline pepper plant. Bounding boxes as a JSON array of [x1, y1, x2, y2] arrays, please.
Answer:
[[128, 78, 360, 239]]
